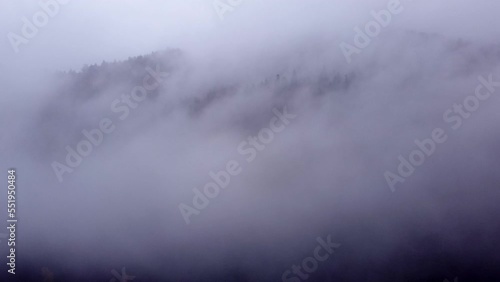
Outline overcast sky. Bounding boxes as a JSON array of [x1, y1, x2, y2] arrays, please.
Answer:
[[1, 0, 500, 71]]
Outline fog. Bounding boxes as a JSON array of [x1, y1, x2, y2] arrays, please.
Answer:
[[1, 0, 500, 281]]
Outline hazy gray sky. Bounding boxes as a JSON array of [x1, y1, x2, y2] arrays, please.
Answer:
[[2, 0, 500, 71]]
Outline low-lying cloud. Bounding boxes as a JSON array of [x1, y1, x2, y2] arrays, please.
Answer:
[[1, 1, 500, 281]]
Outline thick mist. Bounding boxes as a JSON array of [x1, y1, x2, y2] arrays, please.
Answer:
[[1, 1, 500, 281]]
